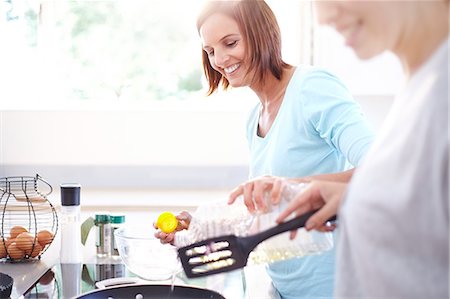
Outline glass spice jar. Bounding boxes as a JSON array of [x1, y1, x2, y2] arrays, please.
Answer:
[[110, 214, 125, 257], [94, 213, 111, 257]]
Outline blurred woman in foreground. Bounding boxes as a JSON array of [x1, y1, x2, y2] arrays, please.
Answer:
[[270, 1, 448, 297]]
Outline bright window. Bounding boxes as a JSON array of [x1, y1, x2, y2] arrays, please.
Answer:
[[0, 1, 402, 110], [0, 0, 302, 110], [1, 0, 213, 108]]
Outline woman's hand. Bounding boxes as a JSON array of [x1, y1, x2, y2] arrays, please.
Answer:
[[153, 211, 192, 244], [276, 180, 347, 237], [228, 176, 307, 213]]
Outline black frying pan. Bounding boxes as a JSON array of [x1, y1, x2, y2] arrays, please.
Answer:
[[75, 284, 225, 299]]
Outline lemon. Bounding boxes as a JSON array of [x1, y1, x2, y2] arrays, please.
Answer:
[[156, 212, 178, 233]]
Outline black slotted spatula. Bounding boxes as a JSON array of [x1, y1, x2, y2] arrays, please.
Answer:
[[177, 211, 336, 278]]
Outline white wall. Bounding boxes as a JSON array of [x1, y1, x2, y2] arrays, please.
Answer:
[[0, 108, 249, 166]]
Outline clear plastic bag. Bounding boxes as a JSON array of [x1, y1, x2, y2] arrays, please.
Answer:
[[174, 198, 256, 247], [248, 183, 334, 264], [175, 183, 334, 265]]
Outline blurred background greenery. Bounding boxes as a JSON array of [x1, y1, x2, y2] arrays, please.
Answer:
[[5, 0, 204, 103]]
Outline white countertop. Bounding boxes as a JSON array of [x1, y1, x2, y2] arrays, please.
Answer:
[[1, 189, 275, 299]]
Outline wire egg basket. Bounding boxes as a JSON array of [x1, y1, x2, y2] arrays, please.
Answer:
[[0, 174, 58, 262]]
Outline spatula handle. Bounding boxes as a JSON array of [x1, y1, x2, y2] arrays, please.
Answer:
[[242, 211, 336, 253]]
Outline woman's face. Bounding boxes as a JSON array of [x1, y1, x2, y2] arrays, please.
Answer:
[[314, 1, 403, 59], [200, 13, 251, 88]]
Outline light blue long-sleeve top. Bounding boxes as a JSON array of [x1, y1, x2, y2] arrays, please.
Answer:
[[247, 65, 375, 299]]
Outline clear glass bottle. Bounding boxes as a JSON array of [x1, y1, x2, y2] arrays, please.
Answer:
[[110, 214, 125, 257], [94, 213, 111, 257], [174, 182, 334, 265]]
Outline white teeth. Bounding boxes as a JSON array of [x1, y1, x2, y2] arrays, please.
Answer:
[[224, 64, 240, 74]]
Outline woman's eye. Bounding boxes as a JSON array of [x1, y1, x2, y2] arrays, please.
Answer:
[[227, 40, 237, 47]]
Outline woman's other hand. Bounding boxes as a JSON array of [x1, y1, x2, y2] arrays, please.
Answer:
[[228, 176, 305, 213], [276, 181, 347, 237], [153, 211, 192, 244]]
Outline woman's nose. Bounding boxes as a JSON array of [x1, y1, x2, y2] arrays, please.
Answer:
[[214, 50, 229, 68]]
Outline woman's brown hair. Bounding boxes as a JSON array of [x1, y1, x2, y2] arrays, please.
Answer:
[[197, 0, 289, 95]]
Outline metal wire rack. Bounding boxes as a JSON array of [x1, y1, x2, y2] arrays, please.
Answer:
[[0, 174, 58, 261]]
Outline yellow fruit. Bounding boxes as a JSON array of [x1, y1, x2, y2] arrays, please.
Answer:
[[156, 212, 178, 233]]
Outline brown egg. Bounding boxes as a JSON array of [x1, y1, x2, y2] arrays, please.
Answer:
[[5, 237, 15, 247], [10, 226, 28, 239], [37, 230, 54, 247], [38, 269, 55, 285], [0, 239, 7, 258], [15, 232, 35, 255], [7, 242, 25, 260], [29, 242, 42, 258]]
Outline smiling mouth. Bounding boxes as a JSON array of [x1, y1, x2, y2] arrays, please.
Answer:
[[224, 63, 240, 75]]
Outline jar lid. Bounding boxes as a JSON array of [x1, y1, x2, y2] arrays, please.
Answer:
[[156, 212, 178, 233], [110, 214, 125, 224], [95, 213, 110, 224], [0, 272, 13, 299]]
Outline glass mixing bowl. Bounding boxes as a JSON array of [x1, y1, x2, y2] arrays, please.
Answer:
[[114, 226, 181, 281]]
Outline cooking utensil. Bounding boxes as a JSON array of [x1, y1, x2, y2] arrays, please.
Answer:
[[75, 284, 225, 299], [178, 211, 336, 278]]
